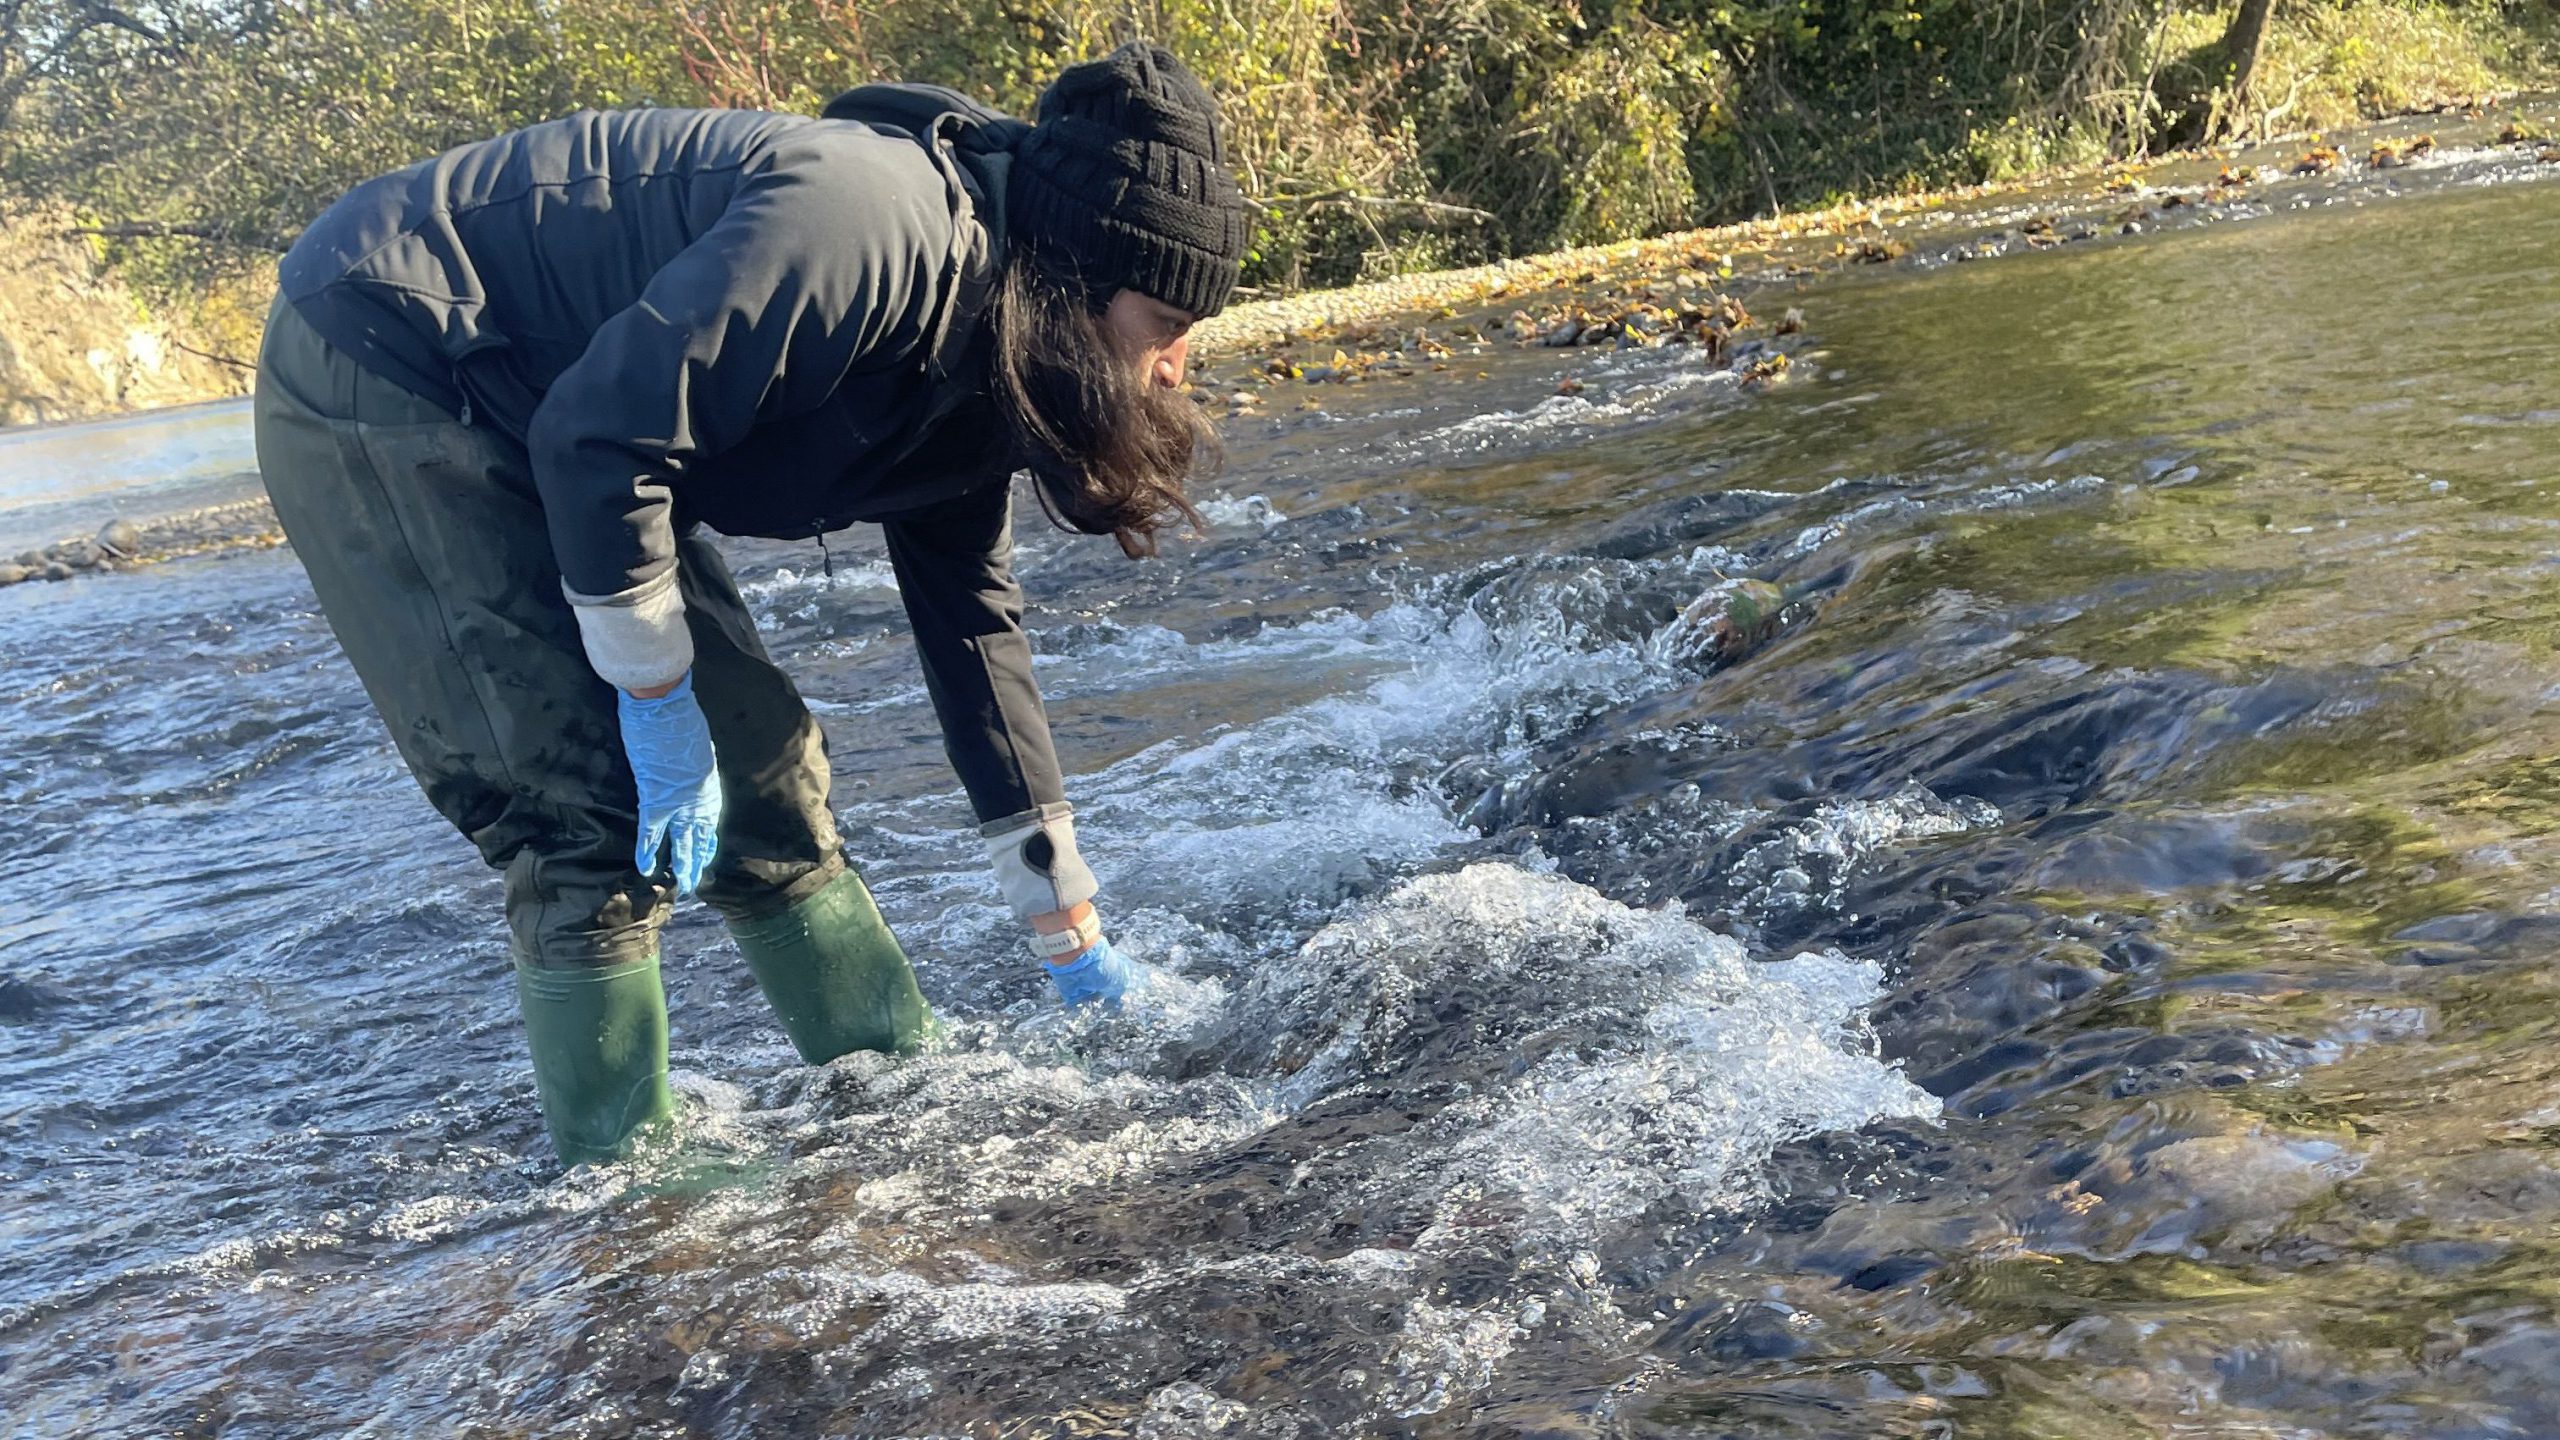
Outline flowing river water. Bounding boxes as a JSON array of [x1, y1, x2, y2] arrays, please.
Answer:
[[5, 109, 2560, 1437]]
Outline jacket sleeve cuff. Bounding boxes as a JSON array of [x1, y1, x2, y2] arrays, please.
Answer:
[[564, 571, 695, 692], [981, 802, 1099, 922]]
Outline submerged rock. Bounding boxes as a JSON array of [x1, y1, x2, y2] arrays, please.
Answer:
[[0, 972, 71, 1021], [2143, 1132, 2347, 1216], [2128, 1130, 2358, 1251]]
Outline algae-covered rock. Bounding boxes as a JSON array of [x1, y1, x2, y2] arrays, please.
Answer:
[[1659, 577, 1808, 668], [1716, 578, 1792, 660]]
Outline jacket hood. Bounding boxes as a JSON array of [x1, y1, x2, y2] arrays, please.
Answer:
[[819, 82, 1026, 392]]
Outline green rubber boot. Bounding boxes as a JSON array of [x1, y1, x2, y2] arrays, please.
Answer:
[[514, 955, 678, 1166], [730, 867, 933, 1062]]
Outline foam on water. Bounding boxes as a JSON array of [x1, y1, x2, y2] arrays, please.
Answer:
[[1414, 353, 1752, 456], [740, 557, 901, 629], [1376, 1297, 1526, 1418], [1216, 864, 1936, 1198], [1728, 786, 2005, 924], [1192, 491, 1289, 530], [1025, 608, 1405, 698], [862, 551, 1724, 952], [1779, 473, 2111, 560]]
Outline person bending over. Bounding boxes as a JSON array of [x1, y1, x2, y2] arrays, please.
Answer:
[[252, 43, 1249, 1164]]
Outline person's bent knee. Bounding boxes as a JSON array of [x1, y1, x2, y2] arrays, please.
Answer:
[[504, 854, 667, 969], [694, 850, 846, 925]]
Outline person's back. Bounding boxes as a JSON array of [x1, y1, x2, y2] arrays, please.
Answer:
[[279, 106, 958, 437]]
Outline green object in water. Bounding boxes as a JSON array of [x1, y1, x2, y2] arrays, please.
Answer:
[[1716, 579, 1794, 660], [731, 867, 933, 1062], [514, 955, 677, 1167]]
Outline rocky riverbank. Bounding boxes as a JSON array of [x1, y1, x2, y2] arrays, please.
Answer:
[[0, 498, 282, 588]]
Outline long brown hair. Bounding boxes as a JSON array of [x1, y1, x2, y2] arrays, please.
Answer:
[[986, 250, 1214, 557]]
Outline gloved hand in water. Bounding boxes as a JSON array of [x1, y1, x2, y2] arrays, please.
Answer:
[[1046, 935, 1142, 1011], [617, 672, 723, 896]]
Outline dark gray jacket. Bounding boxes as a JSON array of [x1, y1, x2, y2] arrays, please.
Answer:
[[277, 103, 1073, 834]]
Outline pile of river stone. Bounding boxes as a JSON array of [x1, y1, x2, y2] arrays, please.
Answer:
[[0, 496, 287, 587], [0, 519, 146, 586]]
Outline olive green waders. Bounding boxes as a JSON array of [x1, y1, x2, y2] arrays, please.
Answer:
[[252, 299, 931, 1166]]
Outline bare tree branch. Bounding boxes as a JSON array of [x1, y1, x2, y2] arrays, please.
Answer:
[[1269, 189, 1494, 224], [165, 334, 254, 371], [80, 1, 171, 48], [63, 221, 288, 251]]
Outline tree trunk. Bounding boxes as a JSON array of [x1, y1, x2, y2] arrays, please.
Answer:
[[2220, 0, 2277, 113], [2156, 0, 2280, 150]]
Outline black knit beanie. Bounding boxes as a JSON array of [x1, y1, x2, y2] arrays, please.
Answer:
[[1008, 42, 1251, 319]]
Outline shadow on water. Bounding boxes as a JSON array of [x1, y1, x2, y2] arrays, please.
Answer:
[[6, 113, 2560, 1436]]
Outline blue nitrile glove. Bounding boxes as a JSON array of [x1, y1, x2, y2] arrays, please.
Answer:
[[1046, 936, 1140, 1012], [617, 672, 724, 896]]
